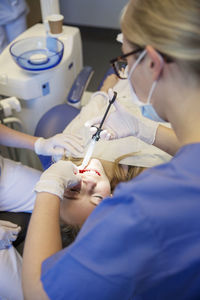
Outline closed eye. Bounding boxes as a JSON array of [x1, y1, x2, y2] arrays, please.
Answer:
[[90, 195, 104, 206], [93, 195, 103, 200]]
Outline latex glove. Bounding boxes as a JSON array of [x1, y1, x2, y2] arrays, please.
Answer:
[[0, 220, 21, 250], [35, 160, 81, 199], [85, 100, 159, 145], [52, 134, 85, 162], [34, 133, 84, 157]]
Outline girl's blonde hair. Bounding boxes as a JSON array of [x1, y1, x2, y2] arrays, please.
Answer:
[[109, 153, 145, 192], [121, 0, 200, 75]]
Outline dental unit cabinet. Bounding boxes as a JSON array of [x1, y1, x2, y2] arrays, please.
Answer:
[[0, 0, 84, 169], [0, 23, 83, 135]]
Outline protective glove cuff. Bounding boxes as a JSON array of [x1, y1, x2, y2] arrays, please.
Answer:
[[34, 137, 45, 155], [137, 119, 159, 145], [35, 179, 64, 199]]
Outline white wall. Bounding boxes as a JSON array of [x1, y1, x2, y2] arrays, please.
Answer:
[[60, 0, 128, 29]]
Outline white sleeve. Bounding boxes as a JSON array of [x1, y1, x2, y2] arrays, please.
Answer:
[[0, 156, 41, 212]]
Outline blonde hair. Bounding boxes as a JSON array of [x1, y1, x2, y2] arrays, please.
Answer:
[[109, 153, 145, 191], [121, 0, 200, 74]]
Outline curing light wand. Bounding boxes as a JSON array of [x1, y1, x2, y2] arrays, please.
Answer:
[[80, 90, 117, 169]]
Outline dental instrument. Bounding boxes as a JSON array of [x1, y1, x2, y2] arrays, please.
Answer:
[[80, 90, 117, 169]]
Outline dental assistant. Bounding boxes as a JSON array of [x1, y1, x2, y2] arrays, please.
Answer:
[[22, 0, 200, 299], [0, 0, 28, 53]]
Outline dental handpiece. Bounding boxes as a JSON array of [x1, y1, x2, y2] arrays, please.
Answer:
[[80, 90, 117, 169]]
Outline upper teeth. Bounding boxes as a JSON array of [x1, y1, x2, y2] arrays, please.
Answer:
[[85, 170, 96, 175]]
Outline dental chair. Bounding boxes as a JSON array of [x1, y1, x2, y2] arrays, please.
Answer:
[[35, 103, 81, 170], [34, 65, 94, 170]]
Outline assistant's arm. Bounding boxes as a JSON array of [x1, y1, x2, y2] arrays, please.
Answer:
[[0, 124, 37, 150], [0, 123, 84, 157]]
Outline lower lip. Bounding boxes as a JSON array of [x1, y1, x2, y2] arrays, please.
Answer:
[[79, 169, 101, 176]]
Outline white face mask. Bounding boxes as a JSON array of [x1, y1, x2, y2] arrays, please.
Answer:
[[127, 49, 165, 122]]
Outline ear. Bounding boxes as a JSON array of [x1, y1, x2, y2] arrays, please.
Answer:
[[146, 45, 164, 81]]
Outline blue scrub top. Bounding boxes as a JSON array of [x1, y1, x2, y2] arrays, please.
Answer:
[[41, 143, 200, 300]]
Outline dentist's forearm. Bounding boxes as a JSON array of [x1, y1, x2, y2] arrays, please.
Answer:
[[22, 193, 62, 300], [154, 125, 180, 156]]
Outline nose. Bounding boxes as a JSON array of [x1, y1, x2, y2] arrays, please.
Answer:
[[71, 181, 82, 192]]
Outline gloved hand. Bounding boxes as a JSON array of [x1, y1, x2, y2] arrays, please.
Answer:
[[85, 100, 159, 145], [0, 220, 21, 250], [35, 160, 82, 200], [34, 133, 84, 157]]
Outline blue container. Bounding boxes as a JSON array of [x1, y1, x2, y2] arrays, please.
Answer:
[[9, 36, 64, 72]]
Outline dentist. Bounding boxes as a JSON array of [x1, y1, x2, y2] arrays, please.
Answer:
[[22, 0, 200, 299]]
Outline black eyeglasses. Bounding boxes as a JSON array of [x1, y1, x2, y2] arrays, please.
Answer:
[[110, 48, 143, 79], [110, 48, 173, 80]]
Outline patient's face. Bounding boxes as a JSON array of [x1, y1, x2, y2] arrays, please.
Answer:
[[60, 159, 111, 226]]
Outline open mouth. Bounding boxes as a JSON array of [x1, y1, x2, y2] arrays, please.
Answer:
[[79, 169, 101, 176]]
